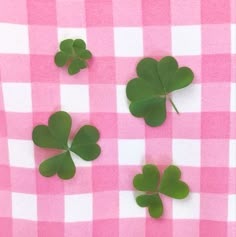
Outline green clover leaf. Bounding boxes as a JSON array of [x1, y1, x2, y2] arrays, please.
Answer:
[[126, 56, 194, 127], [133, 164, 190, 218], [54, 38, 92, 75], [32, 111, 101, 180]]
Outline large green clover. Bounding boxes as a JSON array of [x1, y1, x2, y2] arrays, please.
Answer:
[[126, 56, 194, 127], [32, 111, 101, 180]]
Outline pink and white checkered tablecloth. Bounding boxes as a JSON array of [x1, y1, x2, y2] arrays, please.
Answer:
[[0, 0, 236, 236]]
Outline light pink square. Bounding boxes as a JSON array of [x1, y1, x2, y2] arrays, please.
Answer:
[[27, 0, 57, 25], [202, 83, 230, 112], [64, 223, 92, 237], [11, 168, 36, 193], [93, 220, 119, 237], [89, 85, 116, 112], [119, 219, 145, 236], [143, 26, 171, 56], [119, 166, 140, 190], [0, 112, 7, 137], [0, 191, 11, 217], [0, 85, 4, 111], [231, 0, 236, 23], [29, 26, 57, 55], [87, 27, 114, 56], [93, 191, 118, 219], [113, 0, 142, 26], [143, 0, 171, 25], [201, 0, 230, 24], [38, 222, 64, 237], [201, 112, 230, 139], [201, 139, 229, 167], [92, 166, 118, 192], [0, 218, 12, 236], [6, 112, 32, 139], [202, 24, 230, 54], [200, 193, 227, 221], [89, 57, 115, 84], [202, 55, 231, 82], [146, 219, 172, 236], [38, 195, 64, 222], [173, 220, 199, 237], [85, 0, 113, 27], [57, 0, 86, 27], [228, 222, 236, 237], [201, 167, 228, 193], [171, 0, 200, 25], [173, 113, 201, 139], [230, 113, 236, 138], [13, 219, 37, 237], [0, 138, 9, 165], [200, 220, 227, 237], [0, 55, 30, 82]]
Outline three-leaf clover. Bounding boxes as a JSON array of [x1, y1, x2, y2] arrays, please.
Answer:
[[133, 164, 190, 218], [32, 111, 101, 180], [54, 39, 92, 75], [126, 56, 194, 127]]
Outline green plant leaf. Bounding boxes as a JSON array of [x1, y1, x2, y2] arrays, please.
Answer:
[[68, 58, 81, 75], [73, 39, 86, 50], [60, 39, 74, 55], [126, 56, 194, 126], [54, 52, 69, 67], [70, 125, 101, 161], [77, 49, 92, 60]]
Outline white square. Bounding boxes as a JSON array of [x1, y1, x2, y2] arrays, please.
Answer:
[[2, 83, 32, 112], [172, 25, 201, 56], [57, 27, 87, 42], [231, 83, 236, 112], [116, 85, 130, 113], [228, 194, 236, 221], [60, 85, 89, 112], [173, 139, 200, 167], [65, 193, 92, 222], [114, 27, 143, 56], [0, 23, 29, 54], [171, 84, 201, 113], [8, 139, 35, 168], [231, 24, 236, 54], [119, 191, 145, 218], [70, 150, 91, 167], [229, 140, 236, 167], [12, 192, 37, 220], [173, 193, 200, 219], [118, 139, 145, 165]]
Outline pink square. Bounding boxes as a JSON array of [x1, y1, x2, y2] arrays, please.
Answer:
[[119, 219, 145, 236], [143, 26, 171, 56], [202, 24, 230, 54], [173, 220, 199, 237], [32, 83, 60, 112], [142, 0, 171, 25], [92, 166, 118, 192], [0, 165, 10, 190], [202, 83, 230, 112], [89, 85, 116, 112], [6, 112, 32, 139], [230, 113, 236, 138], [29, 26, 57, 55], [38, 222, 64, 237], [93, 219, 119, 237], [60, 69, 89, 84], [202, 54, 231, 83], [228, 168, 236, 194], [65, 223, 92, 237], [13, 219, 37, 237], [0, 138, 9, 165], [201, 139, 229, 167], [0, 55, 30, 82], [57, 0, 85, 27], [30, 55, 59, 83], [38, 195, 64, 222], [146, 219, 172, 236], [0, 191, 11, 217], [87, 28, 114, 56], [173, 113, 201, 139], [11, 168, 36, 193], [0, 0, 27, 24], [115, 58, 139, 84], [232, 55, 236, 82], [200, 193, 227, 221], [89, 57, 115, 84], [113, 0, 142, 26], [85, 0, 113, 27], [200, 220, 227, 237], [171, 0, 200, 25], [117, 114, 145, 138], [90, 113, 117, 138], [27, 0, 57, 25], [0, 218, 12, 236], [201, 0, 230, 24], [93, 191, 118, 219], [0, 112, 7, 137], [201, 112, 230, 138], [119, 166, 140, 190], [201, 167, 228, 193]]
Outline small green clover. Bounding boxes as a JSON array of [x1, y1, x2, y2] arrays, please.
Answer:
[[32, 111, 101, 180], [126, 56, 194, 127], [54, 39, 92, 75], [133, 164, 190, 218]]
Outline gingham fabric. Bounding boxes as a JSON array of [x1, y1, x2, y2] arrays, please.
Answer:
[[0, 0, 235, 236]]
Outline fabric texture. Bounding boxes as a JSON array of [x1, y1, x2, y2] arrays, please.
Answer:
[[0, 0, 235, 236]]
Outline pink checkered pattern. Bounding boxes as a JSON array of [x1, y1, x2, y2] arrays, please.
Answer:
[[0, 0, 235, 236]]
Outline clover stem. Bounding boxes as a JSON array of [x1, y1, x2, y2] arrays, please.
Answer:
[[168, 97, 179, 114]]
